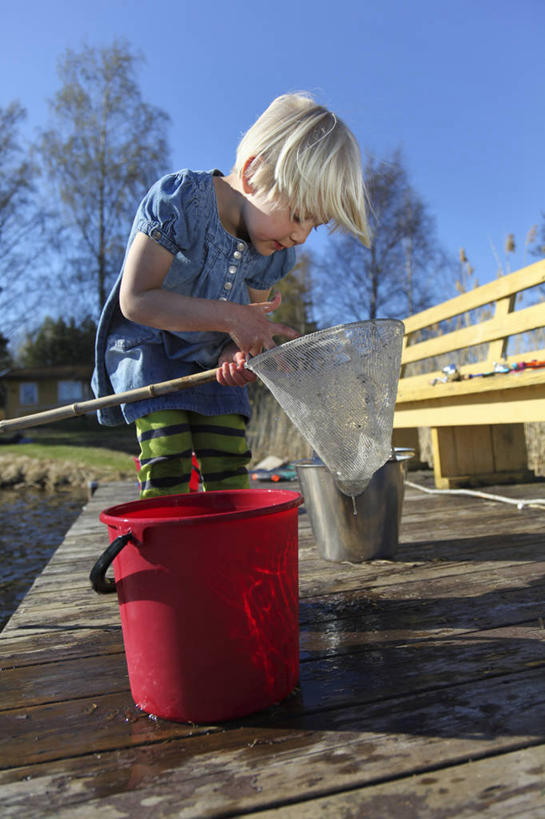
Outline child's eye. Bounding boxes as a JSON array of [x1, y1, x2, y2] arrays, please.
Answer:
[[292, 213, 301, 224]]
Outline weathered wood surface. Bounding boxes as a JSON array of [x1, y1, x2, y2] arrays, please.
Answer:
[[2, 475, 545, 817]]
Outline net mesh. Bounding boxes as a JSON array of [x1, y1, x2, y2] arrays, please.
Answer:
[[247, 319, 404, 497]]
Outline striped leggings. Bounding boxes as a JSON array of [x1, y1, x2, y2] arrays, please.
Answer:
[[135, 410, 251, 498]]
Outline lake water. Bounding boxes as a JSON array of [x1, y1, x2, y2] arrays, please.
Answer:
[[0, 487, 87, 631]]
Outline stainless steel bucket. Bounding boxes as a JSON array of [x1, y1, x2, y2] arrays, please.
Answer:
[[295, 448, 414, 563]]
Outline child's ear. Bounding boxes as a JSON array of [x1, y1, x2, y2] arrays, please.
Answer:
[[242, 157, 258, 194]]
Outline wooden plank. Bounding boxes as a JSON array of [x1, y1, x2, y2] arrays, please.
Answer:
[[2, 598, 120, 635], [430, 424, 530, 486], [395, 345, 545, 393], [402, 302, 545, 365], [431, 426, 457, 481], [394, 383, 545, 427], [0, 691, 203, 769], [5, 742, 545, 818], [2, 669, 545, 816], [487, 293, 516, 361], [299, 561, 545, 632], [254, 744, 545, 817], [397, 362, 545, 403], [402, 259, 545, 334], [0, 627, 123, 668], [0, 652, 130, 711], [492, 424, 529, 473], [455, 425, 495, 475]]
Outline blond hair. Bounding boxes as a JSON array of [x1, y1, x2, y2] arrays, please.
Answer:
[[234, 93, 370, 246]]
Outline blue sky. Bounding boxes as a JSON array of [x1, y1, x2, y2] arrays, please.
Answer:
[[1, 0, 544, 294]]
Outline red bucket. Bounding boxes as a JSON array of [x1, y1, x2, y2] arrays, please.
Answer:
[[92, 489, 303, 723]]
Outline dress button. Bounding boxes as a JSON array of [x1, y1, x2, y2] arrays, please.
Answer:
[[237, 242, 245, 251], [233, 250, 242, 259], [224, 281, 233, 290], [228, 265, 237, 275], [151, 229, 161, 241]]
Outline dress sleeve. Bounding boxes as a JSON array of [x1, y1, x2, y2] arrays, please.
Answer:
[[133, 171, 198, 256], [246, 246, 296, 290]]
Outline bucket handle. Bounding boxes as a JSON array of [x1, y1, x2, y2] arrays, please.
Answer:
[[89, 532, 133, 594]]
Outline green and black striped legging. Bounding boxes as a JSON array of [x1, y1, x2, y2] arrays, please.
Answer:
[[135, 410, 251, 497]]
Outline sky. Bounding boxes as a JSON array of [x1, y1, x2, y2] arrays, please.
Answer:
[[1, 0, 544, 298]]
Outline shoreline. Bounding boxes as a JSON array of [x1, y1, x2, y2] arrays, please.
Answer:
[[0, 453, 134, 491]]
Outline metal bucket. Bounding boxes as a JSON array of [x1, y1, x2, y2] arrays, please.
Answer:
[[296, 448, 414, 563]]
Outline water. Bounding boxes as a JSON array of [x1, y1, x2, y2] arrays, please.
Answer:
[[0, 487, 87, 631]]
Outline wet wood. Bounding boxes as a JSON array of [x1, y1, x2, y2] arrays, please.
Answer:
[[1, 474, 545, 816]]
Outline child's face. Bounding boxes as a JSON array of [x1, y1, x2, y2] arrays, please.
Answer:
[[242, 189, 317, 256]]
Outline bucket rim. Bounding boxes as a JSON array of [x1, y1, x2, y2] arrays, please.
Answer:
[[99, 488, 303, 527], [294, 447, 415, 470]]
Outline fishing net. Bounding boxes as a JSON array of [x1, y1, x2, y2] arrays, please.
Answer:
[[247, 319, 405, 497]]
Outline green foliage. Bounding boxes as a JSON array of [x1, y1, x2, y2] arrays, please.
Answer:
[[38, 40, 171, 316], [0, 334, 12, 371], [271, 252, 317, 335], [19, 315, 97, 367], [0, 333, 12, 406]]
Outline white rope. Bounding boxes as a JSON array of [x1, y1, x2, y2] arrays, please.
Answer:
[[405, 480, 545, 511]]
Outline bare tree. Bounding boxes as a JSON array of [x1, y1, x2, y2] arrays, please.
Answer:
[[0, 102, 45, 338], [313, 150, 450, 325], [38, 40, 171, 316]]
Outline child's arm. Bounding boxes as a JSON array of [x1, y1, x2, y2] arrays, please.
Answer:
[[119, 233, 298, 358]]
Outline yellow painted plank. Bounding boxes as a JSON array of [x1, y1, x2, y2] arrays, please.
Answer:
[[431, 427, 457, 480], [397, 363, 545, 402], [491, 425, 528, 472], [393, 385, 545, 427], [401, 302, 545, 365], [402, 260, 545, 334], [456, 426, 495, 475], [487, 294, 516, 361], [398, 347, 545, 392]]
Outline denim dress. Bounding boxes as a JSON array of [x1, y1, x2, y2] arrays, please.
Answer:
[[92, 169, 295, 425]]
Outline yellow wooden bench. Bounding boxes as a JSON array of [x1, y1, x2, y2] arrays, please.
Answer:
[[393, 260, 545, 488]]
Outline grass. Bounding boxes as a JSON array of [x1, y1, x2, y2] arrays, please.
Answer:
[[0, 442, 135, 474], [0, 418, 138, 483], [13, 417, 138, 453]]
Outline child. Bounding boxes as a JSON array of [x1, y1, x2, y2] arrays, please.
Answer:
[[92, 92, 370, 497]]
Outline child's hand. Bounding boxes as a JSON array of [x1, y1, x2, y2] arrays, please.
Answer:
[[229, 292, 300, 357], [216, 346, 257, 387]]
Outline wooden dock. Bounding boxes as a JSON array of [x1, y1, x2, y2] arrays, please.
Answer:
[[2, 473, 545, 817]]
